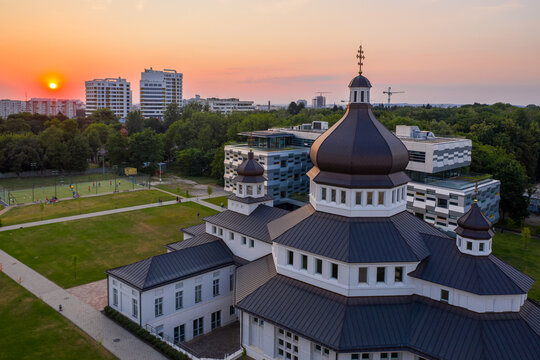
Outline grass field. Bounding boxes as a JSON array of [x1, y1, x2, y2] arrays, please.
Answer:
[[0, 273, 116, 360], [154, 183, 193, 197], [0, 190, 175, 226], [204, 195, 228, 208], [492, 231, 540, 301], [0, 202, 217, 288], [0, 173, 151, 205]]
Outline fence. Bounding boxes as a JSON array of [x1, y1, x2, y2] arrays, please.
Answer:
[[145, 324, 242, 360], [0, 172, 151, 205]]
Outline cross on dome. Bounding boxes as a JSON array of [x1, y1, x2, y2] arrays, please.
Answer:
[[356, 44, 365, 74]]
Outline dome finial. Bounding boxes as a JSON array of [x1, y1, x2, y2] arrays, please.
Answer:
[[474, 182, 478, 203], [356, 44, 365, 75]]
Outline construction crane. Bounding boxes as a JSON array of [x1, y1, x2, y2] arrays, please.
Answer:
[[313, 92, 331, 109], [382, 87, 405, 107]]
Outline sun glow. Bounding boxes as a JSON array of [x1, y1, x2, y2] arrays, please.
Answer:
[[49, 82, 57, 89]]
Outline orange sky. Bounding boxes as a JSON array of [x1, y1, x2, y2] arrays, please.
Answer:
[[1, 0, 539, 105]]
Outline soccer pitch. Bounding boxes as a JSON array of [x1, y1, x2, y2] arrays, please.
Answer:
[[1, 177, 148, 204]]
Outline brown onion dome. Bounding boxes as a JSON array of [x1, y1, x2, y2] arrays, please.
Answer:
[[307, 76, 409, 188], [349, 74, 372, 88], [234, 151, 266, 183], [455, 201, 494, 240]]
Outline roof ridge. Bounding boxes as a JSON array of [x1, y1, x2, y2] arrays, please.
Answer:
[[488, 254, 534, 293]]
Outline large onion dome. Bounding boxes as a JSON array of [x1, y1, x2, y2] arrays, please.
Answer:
[[455, 201, 494, 240], [307, 75, 409, 188], [234, 151, 266, 183]]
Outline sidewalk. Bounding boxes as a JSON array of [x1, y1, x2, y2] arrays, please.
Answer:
[[0, 249, 166, 360]]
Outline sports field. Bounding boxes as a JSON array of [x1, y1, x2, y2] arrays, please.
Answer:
[[0, 174, 149, 205]]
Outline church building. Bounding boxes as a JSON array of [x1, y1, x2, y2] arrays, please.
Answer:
[[106, 47, 540, 360]]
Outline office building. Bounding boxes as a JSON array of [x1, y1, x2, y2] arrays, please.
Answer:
[[397, 125, 500, 232], [26, 98, 84, 118], [85, 77, 132, 119], [140, 68, 183, 118], [312, 95, 326, 109], [187, 95, 254, 113]]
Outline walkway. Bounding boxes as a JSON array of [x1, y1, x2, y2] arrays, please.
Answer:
[[0, 249, 166, 360]]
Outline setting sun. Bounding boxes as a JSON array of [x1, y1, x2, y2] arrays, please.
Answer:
[[49, 82, 57, 89]]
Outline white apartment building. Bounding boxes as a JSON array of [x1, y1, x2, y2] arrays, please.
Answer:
[[140, 68, 183, 118], [26, 98, 84, 118], [188, 95, 255, 113], [85, 77, 132, 119], [0, 99, 27, 118]]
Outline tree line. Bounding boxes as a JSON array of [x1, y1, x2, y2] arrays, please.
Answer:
[[1, 101, 539, 222]]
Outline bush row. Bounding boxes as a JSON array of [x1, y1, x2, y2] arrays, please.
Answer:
[[103, 306, 190, 360]]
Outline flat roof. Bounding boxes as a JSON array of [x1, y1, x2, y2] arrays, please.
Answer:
[[238, 131, 294, 138], [397, 136, 469, 144], [413, 176, 497, 191]]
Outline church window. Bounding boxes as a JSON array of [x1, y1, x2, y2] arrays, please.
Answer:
[[458, 237, 462, 247], [239, 184, 243, 193], [154, 297, 163, 317], [395, 267, 403, 283], [230, 232, 234, 240], [175, 291, 183, 310], [362, 355, 371, 360], [132, 298, 138, 318], [321, 187, 327, 200], [466, 241, 473, 250], [367, 192, 373, 205], [219, 228, 223, 236], [301, 255, 308, 270], [246, 185, 253, 195], [479, 243, 485, 252], [354, 91, 357, 102], [213, 279, 220, 297], [287, 251, 294, 265], [113, 288, 118, 306], [440, 289, 449, 302], [195, 285, 202, 303], [314, 344, 322, 352], [401, 187, 406, 200], [355, 192, 362, 205], [376, 267, 386, 283], [241, 236, 246, 245], [340, 190, 346, 204], [378, 192, 385, 205], [257, 184, 262, 194], [331, 189, 336, 202], [249, 239, 254, 248], [315, 259, 323, 274], [361, 91, 365, 102], [331, 263, 338, 279], [212, 226, 216, 234], [358, 267, 368, 283], [390, 353, 399, 359], [392, 190, 396, 203]]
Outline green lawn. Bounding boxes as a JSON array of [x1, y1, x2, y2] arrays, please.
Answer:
[[0, 202, 217, 288], [154, 184, 193, 197], [492, 231, 540, 301], [204, 195, 229, 208], [0, 273, 116, 360], [0, 190, 175, 226]]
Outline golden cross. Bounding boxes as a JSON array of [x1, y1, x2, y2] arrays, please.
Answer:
[[248, 132, 254, 151], [356, 45, 365, 74], [474, 182, 478, 203]]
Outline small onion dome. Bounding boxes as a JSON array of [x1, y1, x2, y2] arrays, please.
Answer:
[[349, 74, 372, 88], [234, 151, 266, 183], [455, 201, 494, 240], [308, 102, 410, 188]]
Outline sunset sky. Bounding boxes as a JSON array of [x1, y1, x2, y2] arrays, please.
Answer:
[[1, 0, 539, 105]]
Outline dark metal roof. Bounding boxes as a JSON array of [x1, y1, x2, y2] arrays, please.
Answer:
[[348, 74, 372, 88], [455, 202, 494, 240], [234, 151, 266, 183], [228, 194, 274, 204], [409, 234, 533, 295], [106, 240, 235, 291], [236, 275, 540, 359], [181, 223, 206, 236], [165, 232, 220, 252], [235, 254, 276, 304], [270, 205, 443, 263], [203, 205, 289, 243], [308, 103, 410, 188]]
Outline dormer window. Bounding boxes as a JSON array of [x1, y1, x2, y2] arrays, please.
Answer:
[[395, 267, 403, 283], [340, 191, 346, 204], [376, 267, 386, 283], [355, 192, 362, 205], [321, 188, 327, 201], [331, 189, 336, 202], [246, 186, 253, 195], [367, 192, 373, 205], [361, 91, 365, 102], [479, 243, 485, 252], [378, 192, 384, 205], [358, 267, 367, 283], [331, 263, 338, 279], [466, 241, 473, 250], [440, 289, 449, 302]]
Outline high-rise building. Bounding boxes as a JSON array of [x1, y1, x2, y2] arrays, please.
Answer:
[[312, 95, 326, 108], [85, 77, 132, 119], [0, 99, 27, 118], [140, 68, 183, 118]]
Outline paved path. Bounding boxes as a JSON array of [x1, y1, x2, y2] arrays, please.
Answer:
[[0, 250, 166, 360]]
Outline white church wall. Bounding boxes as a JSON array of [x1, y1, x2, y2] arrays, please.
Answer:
[[108, 276, 141, 325], [206, 221, 272, 261]]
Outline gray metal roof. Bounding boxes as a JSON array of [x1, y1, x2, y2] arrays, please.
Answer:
[[271, 205, 442, 263], [203, 205, 289, 243], [410, 234, 534, 295], [181, 223, 206, 237], [349, 74, 372, 88], [235, 254, 276, 304], [228, 194, 274, 204], [236, 275, 540, 359], [107, 240, 235, 291], [165, 232, 221, 252]]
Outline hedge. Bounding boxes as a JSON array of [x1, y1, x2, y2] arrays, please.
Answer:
[[104, 306, 190, 360]]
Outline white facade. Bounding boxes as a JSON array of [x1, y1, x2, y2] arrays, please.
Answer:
[[140, 68, 183, 119], [85, 77, 132, 119], [189, 96, 255, 113], [108, 264, 237, 344], [0, 99, 26, 118], [25, 98, 84, 118]]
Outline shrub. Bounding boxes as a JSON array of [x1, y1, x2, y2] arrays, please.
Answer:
[[103, 306, 189, 360]]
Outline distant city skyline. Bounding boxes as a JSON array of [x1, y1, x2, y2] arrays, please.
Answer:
[[1, 0, 539, 106]]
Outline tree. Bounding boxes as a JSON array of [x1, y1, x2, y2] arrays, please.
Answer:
[[65, 135, 90, 171], [143, 117, 164, 133], [105, 131, 128, 165], [175, 148, 209, 176], [88, 108, 119, 125], [287, 102, 299, 115], [128, 128, 164, 172], [521, 227, 531, 250], [0, 117, 31, 133], [163, 103, 182, 130], [125, 110, 144, 134], [494, 159, 529, 223], [210, 147, 225, 185], [8, 135, 43, 174], [84, 123, 111, 162], [207, 185, 213, 196]]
